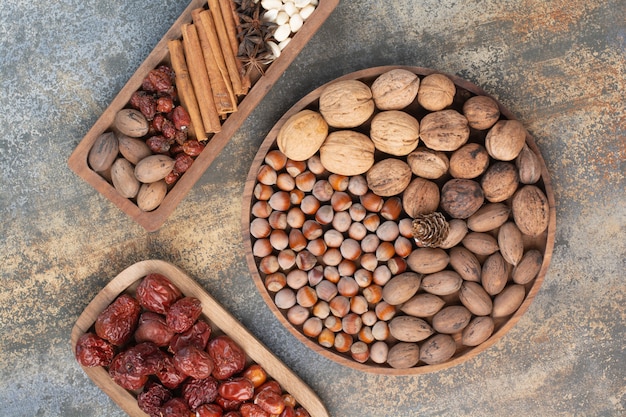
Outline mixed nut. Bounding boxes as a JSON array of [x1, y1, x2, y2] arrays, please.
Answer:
[[75, 273, 312, 417], [247, 68, 550, 369]]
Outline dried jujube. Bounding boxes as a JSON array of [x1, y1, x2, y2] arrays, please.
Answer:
[[162, 397, 192, 417], [75, 332, 115, 367], [169, 319, 212, 354], [208, 335, 247, 380], [174, 346, 215, 380], [137, 381, 173, 417], [135, 273, 182, 314], [167, 296, 203, 333], [181, 376, 219, 410], [134, 311, 175, 346], [95, 293, 141, 346], [156, 353, 188, 389]]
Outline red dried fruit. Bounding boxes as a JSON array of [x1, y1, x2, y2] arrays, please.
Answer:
[[254, 388, 285, 415], [137, 381, 172, 417], [215, 396, 242, 411], [156, 95, 175, 113], [182, 139, 205, 156], [152, 113, 166, 132], [162, 397, 192, 417], [255, 380, 281, 396], [196, 403, 225, 417], [240, 403, 270, 417], [174, 346, 215, 380], [171, 105, 191, 130], [169, 319, 212, 354], [94, 294, 141, 346], [173, 129, 188, 146], [109, 349, 149, 390], [173, 153, 194, 175], [242, 364, 267, 388], [130, 91, 157, 120], [161, 118, 178, 140], [294, 407, 311, 417], [223, 412, 243, 417], [146, 135, 171, 154], [181, 376, 219, 410], [134, 312, 175, 347], [279, 405, 296, 417], [143, 66, 174, 94], [135, 273, 182, 315], [155, 352, 187, 389], [75, 332, 115, 367], [164, 170, 180, 185], [219, 377, 255, 402], [166, 296, 202, 333], [208, 335, 247, 380]]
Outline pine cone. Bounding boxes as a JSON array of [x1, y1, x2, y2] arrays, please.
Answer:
[[412, 212, 450, 248]]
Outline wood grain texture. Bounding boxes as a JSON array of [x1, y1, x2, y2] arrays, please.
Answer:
[[67, 0, 340, 232], [70, 260, 329, 417], [241, 66, 557, 375]]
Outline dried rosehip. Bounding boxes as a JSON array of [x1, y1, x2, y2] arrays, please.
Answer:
[[109, 350, 149, 390], [171, 106, 191, 131], [294, 407, 311, 417], [135, 273, 182, 315], [146, 135, 171, 154], [166, 296, 202, 333], [219, 377, 255, 402], [182, 139, 205, 156], [161, 118, 177, 140], [174, 346, 214, 380], [254, 387, 285, 415], [156, 95, 175, 113], [174, 153, 194, 175], [156, 352, 187, 389], [137, 381, 172, 417], [164, 170, 180, 185], [181, 376, 219, 410], [169, 319, 212, 354], [75, 332, 115, 367], [173, 129, 188, 145], [240, 403, 270, 417], [196, 403, 225, 417], [143, 66, 174, 94], [208, 335, 247, 380], [279, 405, 296, 417], [135, 312, 175, 347], [223, 412, 243, 417], [130, 91, 157, 120], [95, 294, 141, 346], [162, 397, 192, 417], [242, 364, 267, 388]]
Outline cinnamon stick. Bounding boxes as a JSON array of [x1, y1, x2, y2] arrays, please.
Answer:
[[192, 8, 236, 115], [167, 39, 207, 141], [197, 9, 238, 112], [181, 23, 222, 134], [219, 0, 251, 92], [207, 0, 246, 95]]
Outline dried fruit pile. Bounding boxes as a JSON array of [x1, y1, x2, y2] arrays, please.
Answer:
[[247, 68, 551, 369], [75, 273, 311, 417]]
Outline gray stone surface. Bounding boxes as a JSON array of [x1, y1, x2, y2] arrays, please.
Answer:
[[1, 0, 624, 416]]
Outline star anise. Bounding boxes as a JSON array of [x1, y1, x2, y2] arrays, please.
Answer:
[[236, 2, 277, 42], [239, 43, 274, 77]]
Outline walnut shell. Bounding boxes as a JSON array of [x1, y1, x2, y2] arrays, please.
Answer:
[[319, 130, 375, 176], [406, 147, 449, 179], [319, 80, 375, 128], [417, 73, 456, 111], [419, 109, 470, 151], [481, 161, 519, 203], [402, 178, 440, 217], [440, 179, 484, 219], [88, 131, 119, 172], [449, 143, 490, 179], [419, 334, 456, 365], [462, 95, 500, 130], [366, 158, 412, 196], [511, 185, 550, 237], [485, 119, 527, 161], [370, 110, 420, 156], [277, 110, 329, 161], [371, 68, 420, 110]]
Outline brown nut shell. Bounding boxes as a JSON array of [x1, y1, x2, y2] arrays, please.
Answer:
[[449, 143, 490, 179], [420, 270, 463, 296], [134, 154, 176, 183], [516, 144, 542, 184], [485, 119, 527, 161], [366, 158, 412, 197], [419, 334, 456, 365], [438, 219, 468, 249], [402, 178, 440, 218], [406, 147, 449, 179], [511, 185, 550, 237], [117, 134, 152, 165], [400, 293, 446, 318], [417, 73, 455, 111], [277, 110, 329, 161], [462, 316, 495, 346], [459, 281, 493, 316], [406, 248, 449, 275], [419, 109, 470, 151], [440, 179, 484, 219], [319, 131, 375, 176], [370, 110, 420, 156], [387, 342, 420, 369], [111, 158, 140, 198], [114, 109, 149, 138], [432, 305, 472, 334], [481, 162, 519, 203], [381, 272, 422, 305], [389, 316, 434, 342], [498, 221, 525, 266], [481, 252, 508, 296], [462, 232, 499, 256], [137, 180, 167, 211], [462, 95, 500, 130], [449, 246, 482, 282], [88, 131, 119, 172], [467, 202, 511, 233], [492, 284, 526, 317], [371, 68, 420, 110], [512, 249, 543, 284], [319, 80, 375, 128]]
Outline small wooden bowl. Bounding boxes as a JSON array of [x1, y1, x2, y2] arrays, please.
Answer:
[[241, 66, 557, 374], [70, 260, 329, 417], [68, 0, 339, 232]]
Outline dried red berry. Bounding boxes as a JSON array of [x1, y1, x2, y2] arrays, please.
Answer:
[[94, 293, 141, 346], [156, 95, 175, 113], [182, 139, 205, 156], [137, 381, 172, 417], [146, 135, 171, 154], [109, 349, 149, 390], [166, 296, 202, 333], [196, 403, 225, 417], [161, 397, 192, 417], [130, 91, 157, 120], [240, 403, 270, 417], [174, 153, 194, 175], [173, 346, 214, 380], [208, 335, 247, 380], [135, 273, 182, 315], [181, 376, 219, 410], [169, 319, 212, 354], [171, 106, 191, 130], [254, 387, 285, 415], [143, 66, 174, 94], [134, 312, 175, 347], [219, 377, 255, 402], [155, 352, 187, 389], [75, 332, 115, 367]]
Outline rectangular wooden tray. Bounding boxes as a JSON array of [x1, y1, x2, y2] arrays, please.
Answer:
[[70, 259, 329, 417], [68, 0, 339, 232]]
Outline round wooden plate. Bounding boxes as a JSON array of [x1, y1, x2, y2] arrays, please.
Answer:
[[241, 66, 556, 374]]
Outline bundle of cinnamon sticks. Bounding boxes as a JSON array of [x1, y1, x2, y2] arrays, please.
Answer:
[[168, 0, 251, 141]]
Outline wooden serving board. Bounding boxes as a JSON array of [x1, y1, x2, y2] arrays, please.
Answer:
[[241, 66, 557, 375], [70, 259, 329, 417], [68, 0, 339, 232]]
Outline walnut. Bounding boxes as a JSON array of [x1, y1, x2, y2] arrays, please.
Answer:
[[407, 147, 449, 179], [402, 178, 440, 218], [277, 110, 328, 161], [417, 73, 456, 111], [463, 95, 500, 130], [366, 158, 412, 197], [319, 80, 375, 128], [419, 109, 470, 151], [485, 119, 527, 161], [371, 69, 420, 110], [370, 110, 420, 156], [319, 130, 375, 176], [449, 143, 490, 179], [440, 179, 485, 219]]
